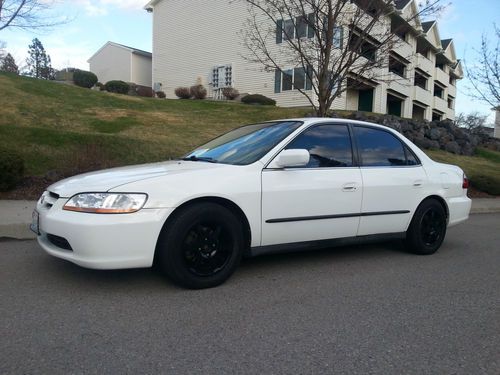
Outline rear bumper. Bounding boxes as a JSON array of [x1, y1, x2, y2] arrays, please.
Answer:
[[36, 199, 174, 269], [447, 196, 472, 227]]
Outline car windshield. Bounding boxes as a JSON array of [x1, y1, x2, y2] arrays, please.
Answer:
[[183, 121, 303, 165]]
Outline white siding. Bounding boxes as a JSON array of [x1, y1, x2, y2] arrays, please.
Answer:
[[132, 54, 153, 87], [89, 44, 132, 84]]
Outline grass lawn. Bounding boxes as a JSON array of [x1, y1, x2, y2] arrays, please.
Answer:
[[0, 72, 498, 197]]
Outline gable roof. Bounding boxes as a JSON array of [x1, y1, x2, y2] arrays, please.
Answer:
[[421, 21, 435, 33], [88, 41, 152, 62], [441, 38, 452, 50], [144, 0, 162, 10], [394, 0, 412, 10]]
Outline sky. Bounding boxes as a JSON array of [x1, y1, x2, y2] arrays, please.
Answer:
[[1, 0, 499, 122]]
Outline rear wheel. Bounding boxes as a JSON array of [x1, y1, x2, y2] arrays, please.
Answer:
[[406, 199, 447, 255], [157, 202, 244, 289]]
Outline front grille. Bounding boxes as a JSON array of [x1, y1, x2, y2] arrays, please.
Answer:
[[47, 234, 73, 251]]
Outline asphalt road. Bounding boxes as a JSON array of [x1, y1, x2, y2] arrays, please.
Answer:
[[1, 214, 499, 375]]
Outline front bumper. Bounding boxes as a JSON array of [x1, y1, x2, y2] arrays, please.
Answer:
[[36, 196, 174, 269]]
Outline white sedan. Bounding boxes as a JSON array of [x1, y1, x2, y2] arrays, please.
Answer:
[[33, 118, 471, 288]]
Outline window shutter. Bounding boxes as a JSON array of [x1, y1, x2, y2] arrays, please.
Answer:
[[305, 65, 313, 90], [307, 13, 315, 38], [276, 20, 283, 44], [274, 70, 281, 93]]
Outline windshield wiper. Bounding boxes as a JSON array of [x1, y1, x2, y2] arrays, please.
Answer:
[[181, 156, 219, 163]]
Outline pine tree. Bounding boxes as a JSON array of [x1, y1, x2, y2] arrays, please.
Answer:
[[0, 53, 19, 74], [26, 38, 54, 79]]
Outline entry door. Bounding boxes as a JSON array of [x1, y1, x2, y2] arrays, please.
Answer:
[[261, 124, 362, 246], [358, 89, 374, 112]]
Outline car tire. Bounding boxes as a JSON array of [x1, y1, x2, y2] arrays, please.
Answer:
[[406, 199, 447, 255], [157, 202, 244, 289]]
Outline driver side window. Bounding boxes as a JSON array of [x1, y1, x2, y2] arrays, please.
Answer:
[[285, 124, 353, 168]]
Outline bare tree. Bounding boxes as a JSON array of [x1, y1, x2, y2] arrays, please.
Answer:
[[455, 111, 490, 133], [241, 0, 446, 116], [465, 25, 500, 109], [0, 0, 67, 31]]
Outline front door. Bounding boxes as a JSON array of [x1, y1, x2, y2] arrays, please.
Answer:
[[358, 89, 374, 112], [261, 123, 362, 246]]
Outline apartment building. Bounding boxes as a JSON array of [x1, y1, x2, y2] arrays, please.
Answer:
[[144, 0, 462, 121]]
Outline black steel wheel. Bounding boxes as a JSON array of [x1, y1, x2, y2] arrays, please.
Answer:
[[406, 199, 447, 255], [157, 202, 245, 289]]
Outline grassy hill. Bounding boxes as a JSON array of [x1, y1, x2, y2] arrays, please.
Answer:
[[0, 72, 498, 197]]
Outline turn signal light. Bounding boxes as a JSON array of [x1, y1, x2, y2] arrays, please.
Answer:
[[462, 174, 469, 189]]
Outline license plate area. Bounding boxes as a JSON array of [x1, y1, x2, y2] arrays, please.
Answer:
[[30, 210, 40, 235]]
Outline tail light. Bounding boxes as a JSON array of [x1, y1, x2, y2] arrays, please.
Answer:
[[462, 174, 469, 189]]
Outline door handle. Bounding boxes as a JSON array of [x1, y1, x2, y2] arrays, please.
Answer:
[[413, 180, 423, 187], [342, 183, 358, 192]]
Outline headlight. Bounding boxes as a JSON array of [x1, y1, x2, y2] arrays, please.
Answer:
[[63, 193, 148, 214]]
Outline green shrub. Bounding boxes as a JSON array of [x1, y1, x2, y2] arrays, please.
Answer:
[[241, 94, 276, 106], [73, 69, 98, 89], [156, 90, 166, 98], [175, 87, 191, 99], [104, 80, 130, 94], [0, 149, 24, 191], [222, 87, 239, 100], [190, 84, 207, 100]]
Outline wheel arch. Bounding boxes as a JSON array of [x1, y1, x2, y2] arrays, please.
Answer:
[[154, 196, 252, 264], [418, 195, 450, 220]]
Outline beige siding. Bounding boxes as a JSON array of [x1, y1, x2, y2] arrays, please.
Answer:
[[89, 44, 132, 84], [132, 54, 153, 87]]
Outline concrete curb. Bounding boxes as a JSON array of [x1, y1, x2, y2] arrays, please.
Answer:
[[0, 199, 499, 240]]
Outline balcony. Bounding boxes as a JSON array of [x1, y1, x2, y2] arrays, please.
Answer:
[[391, 39, 414, 61], [413, 86, 432, 106], [433, 96, 448, 114], [434, 67, 449, 86], [448, 84, 456, 97], [414, 53, 434, 76], [387, 73, 411, 97]]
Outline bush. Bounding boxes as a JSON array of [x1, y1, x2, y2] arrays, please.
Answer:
[[222, 87, 240, 100], [0, 149, 24, 191], [73, 69, 98, 89], [136, 86, 155, 97], [190, 84, 207, 100], [241, 94, 276, 106], [156, 90, 166, 98], [175, 87, 191, 99], [104, 80, 130, 94]]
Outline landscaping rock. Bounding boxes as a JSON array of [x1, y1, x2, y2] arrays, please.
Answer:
[[445, 141, 461, 154]]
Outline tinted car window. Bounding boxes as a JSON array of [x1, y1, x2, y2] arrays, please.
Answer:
[[354, 126, 407, 166], [405, 146, 420, 165], [285, 124, 353, 168]]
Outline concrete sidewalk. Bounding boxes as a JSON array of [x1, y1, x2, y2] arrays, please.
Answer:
[[1, 198, 499, 240]]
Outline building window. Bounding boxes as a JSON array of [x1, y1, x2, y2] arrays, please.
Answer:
[[416, 40, 430, 59], [352, 0, 380, 18], [432, 112, 442, 121], [391, 18, 407, 41], [433, 84, 444, 99], [212, 65, 232, 89], [333, 26, 343, 48], [447, 96, 454, 109], [436, 62, 445, 70], [277, 14, 315, 44], [275, 67, 313, 93], [414, 70, 428, 90], [449, 76, 456, 86], [389, 54, 406, 78], [349, 28, 378, 62]]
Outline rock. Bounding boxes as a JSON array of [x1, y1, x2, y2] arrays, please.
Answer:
[[429, 128, 441, 140], [445, 141, 461, 154]]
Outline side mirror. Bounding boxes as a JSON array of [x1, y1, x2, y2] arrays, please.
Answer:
[[269, 149, 310, 168]]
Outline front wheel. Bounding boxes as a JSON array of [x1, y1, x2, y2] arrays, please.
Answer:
[[156, 202, 244, 289], [406, 199, 447, 255]]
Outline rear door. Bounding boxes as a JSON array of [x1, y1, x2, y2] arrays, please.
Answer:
[[261, 123, 362, 246], [353, 125, 428, 236]]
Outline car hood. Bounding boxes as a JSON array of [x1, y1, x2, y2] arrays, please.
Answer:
[[48, 160, 223, 197]]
